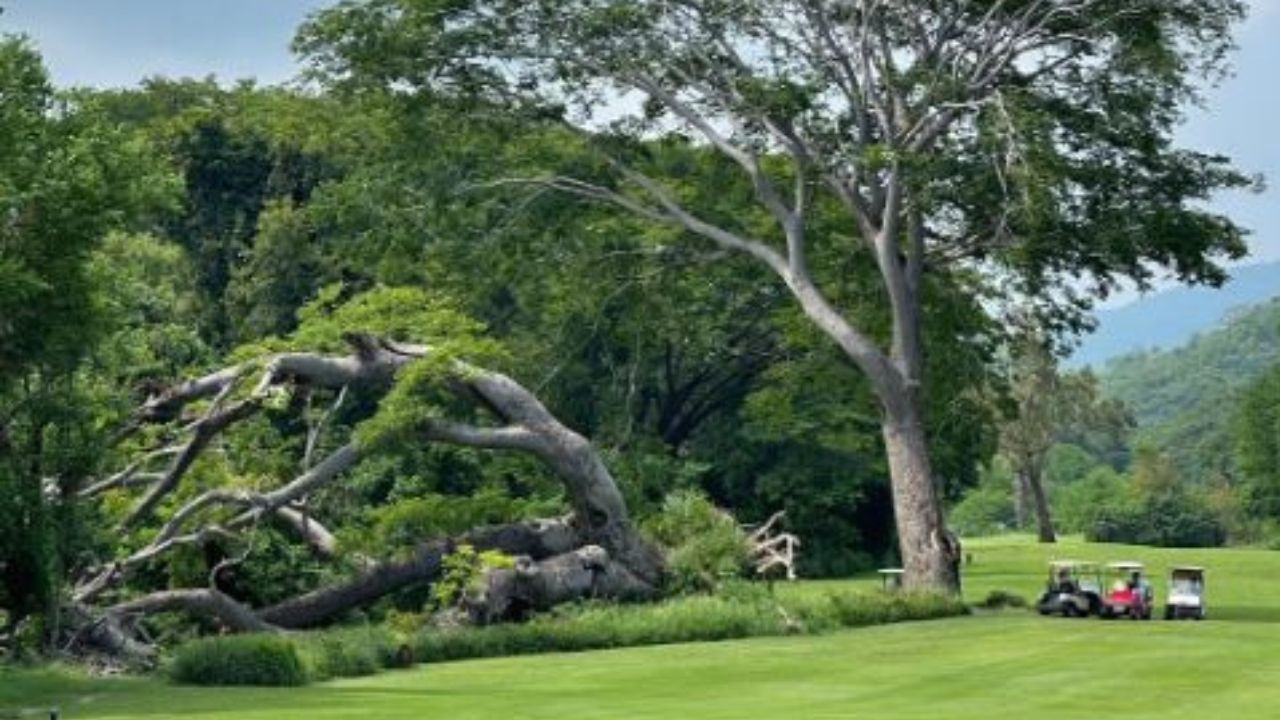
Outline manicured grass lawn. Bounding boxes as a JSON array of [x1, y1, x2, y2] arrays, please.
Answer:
[[6, 536, 1280, 719]]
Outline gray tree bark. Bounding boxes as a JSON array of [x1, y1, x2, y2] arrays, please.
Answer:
[[1026, 466, 1057, 544], [1013, 473, 1031, 529], [76, 335, 666, 646]]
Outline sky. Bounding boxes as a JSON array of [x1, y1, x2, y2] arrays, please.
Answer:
[[2, 0, 1277, 267]]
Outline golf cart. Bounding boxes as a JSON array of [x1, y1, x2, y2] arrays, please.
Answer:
[[1100, 561, 1154, 620], [1165, 566, 1206, 620], [1037, 561, 1103, 617]]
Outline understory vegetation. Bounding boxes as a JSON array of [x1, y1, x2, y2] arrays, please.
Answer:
[[170, 589, 968, 686], [952, 300, 1280, 548]]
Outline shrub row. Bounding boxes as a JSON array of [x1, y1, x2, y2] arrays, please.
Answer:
[[169, 626, 405, 686], [169, 590, 969, 686], [1086, 493, 1228, 548], [168, 634, 308, 687], [413, 590, 968, 664]]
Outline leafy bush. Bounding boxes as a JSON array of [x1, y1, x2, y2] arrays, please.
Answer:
[[169, 634, 307, 687], [1053, 466, 1131, 533], [949, 483, 1016, 537], [948, 460, 1016, 537], [643, 490, 751, 593], [818, 592, 970, 628], [367, 489, 561, 550], [168, 592, 969, 685], [414, 590, 967, 664], [294, 626, 399, 681], [171, 626, 409, 686], [432, 544, 515, 610], [1087, 491, 1227, 548]]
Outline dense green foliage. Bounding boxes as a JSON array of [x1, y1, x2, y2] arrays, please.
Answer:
[[292, 625, 403, 681], [166, 588, 966, 686], [1100, 299, 1280, 486], [413, 590, 967, 665], [953, 297, 1280, 546], [0, 36, 174, 649], [642, 490, 751, 593], [1236, 362, 1280, 520], [168, 634, 308, 687], [953, 444, 1230, 547]]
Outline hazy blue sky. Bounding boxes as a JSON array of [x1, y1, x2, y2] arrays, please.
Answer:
[[2, 0, 1277, 266]]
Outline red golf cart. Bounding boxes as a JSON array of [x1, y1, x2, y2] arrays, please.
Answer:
[[1100, 561, 1153, 620]]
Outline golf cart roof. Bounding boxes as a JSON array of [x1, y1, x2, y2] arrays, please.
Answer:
[[1107, 561, 1145, 570], [877, 568, 905, 575], [1171, 566, 1206, 573]]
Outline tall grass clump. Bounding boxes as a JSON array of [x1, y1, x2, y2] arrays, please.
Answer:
[[168, 634, 307, 687], [415, 589, 967, 664], [167, 590, 968, 685], [294, 625, 400, 681]]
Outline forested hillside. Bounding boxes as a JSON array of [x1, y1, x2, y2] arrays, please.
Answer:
[[1100, 298, 1280, 483]]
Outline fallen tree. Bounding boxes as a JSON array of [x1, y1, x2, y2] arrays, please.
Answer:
[[68, 321, 665, 660]]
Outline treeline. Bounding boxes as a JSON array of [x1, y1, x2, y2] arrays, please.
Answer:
[[955, 299, 1280, 547]]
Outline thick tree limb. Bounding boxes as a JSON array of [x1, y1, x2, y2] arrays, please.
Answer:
[[121, 397, 262, 528], [274, 506, 339, 559], [257, 540, 449, 629], [257, 517, 585, 629], [110, 589, 280, 634], [470, 545, 660, 624], [86, 334, 665, 633]]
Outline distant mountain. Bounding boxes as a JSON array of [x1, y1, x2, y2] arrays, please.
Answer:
[[1069, 260, 1280, 369], [1097, 298, 1280, 483]]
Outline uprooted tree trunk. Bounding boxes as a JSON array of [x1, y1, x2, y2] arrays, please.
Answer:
[[68, 333, 664, 659]]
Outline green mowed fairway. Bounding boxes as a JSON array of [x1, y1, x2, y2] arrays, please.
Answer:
[[6, 537, 1280, 719]]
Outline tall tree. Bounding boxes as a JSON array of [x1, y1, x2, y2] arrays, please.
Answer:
[[0, 36, 174, 650], [1235, 362, 1280, 519], [1000, 335, 1132, 542], [297, 0, 1251, 589]]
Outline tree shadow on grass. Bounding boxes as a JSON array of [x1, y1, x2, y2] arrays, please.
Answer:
[[114, 683, 483, 718], [1200, 605, 1280, 623], [3, 671, 480, 719]]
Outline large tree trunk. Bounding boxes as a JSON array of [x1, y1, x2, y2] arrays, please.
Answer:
[[1013, 473, 1031, 529], [881, 401, 959, 592], [789, 277, 957, 594], [259, 541, 449, 629], [1025, 466, 1057, 543]]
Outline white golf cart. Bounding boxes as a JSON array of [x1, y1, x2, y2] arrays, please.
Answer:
[[1165, 566, 1206, 620]]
